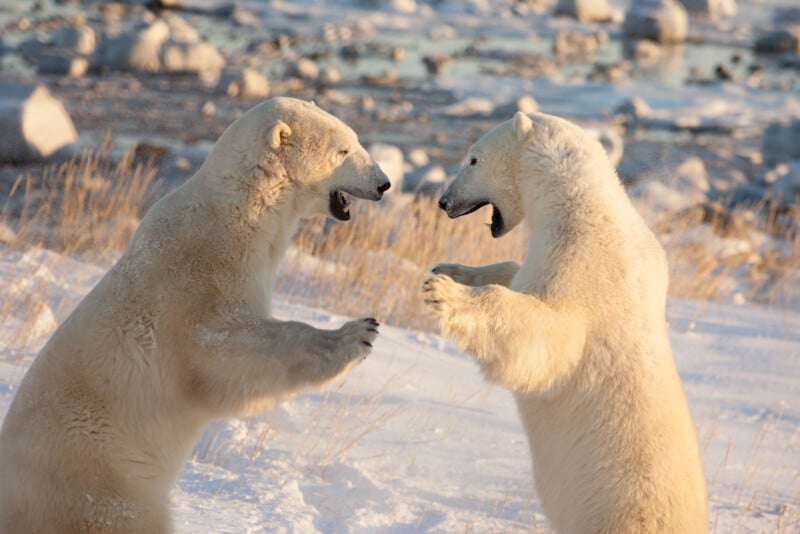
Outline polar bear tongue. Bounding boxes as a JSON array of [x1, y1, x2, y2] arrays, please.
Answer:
[[329, 190, 352, 221]]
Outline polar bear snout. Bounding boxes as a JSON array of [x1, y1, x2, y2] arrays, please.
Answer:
[[438, 188, 489, 220]]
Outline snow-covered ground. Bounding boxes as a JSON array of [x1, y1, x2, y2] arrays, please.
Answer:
[[0, 246, 798, 533]]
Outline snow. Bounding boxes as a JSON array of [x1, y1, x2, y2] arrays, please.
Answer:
[[0, 246, 798, 533]]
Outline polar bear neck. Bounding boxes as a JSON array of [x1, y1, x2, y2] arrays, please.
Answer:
[[189, 158, 303, 317]]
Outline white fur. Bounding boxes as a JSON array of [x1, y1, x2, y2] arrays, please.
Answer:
[[425, 112, 707, 533], [0, 97, 389, 533]]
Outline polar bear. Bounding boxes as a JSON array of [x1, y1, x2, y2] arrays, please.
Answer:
[[423, 112, 707, 533], [0, 97, 390, 533]]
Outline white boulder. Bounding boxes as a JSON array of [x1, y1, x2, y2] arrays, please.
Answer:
[[0, 82, 78, 164], [554, 0, 612, 22], [623, 0, 688, 44]]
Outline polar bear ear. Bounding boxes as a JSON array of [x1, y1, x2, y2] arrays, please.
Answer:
[[268, 121, 292, 150], [513, 111, 532, 139]]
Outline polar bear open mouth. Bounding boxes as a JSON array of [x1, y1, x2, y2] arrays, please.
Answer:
[[450, 199, 505, 238], [329, 190, 353, 221], [489, 204, 505, 238]]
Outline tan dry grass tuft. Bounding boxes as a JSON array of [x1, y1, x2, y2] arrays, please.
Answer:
[[1, 147, 159, 258], [0, 148, 159, 351]]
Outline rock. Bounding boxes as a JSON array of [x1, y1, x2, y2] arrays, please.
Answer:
[[93, 15, 224, 78], [516, 95, 539, 114], [390, 0, 417, 13], [554, 0, 612, 22], [407, 148, 430, 168], [674, 156, 710, 193], [767, 161, 800, 206], [216, 66, 269, 98], [404, 163, 447, 196], [286, 57, 319, 81], [37, 53, 89, 77], [160, 40, 224, 77], [629, 180, 697, 213], [553, 30, 607, 58], [422, 54, 452, 75], [773, 8, 800, 25], [585, 125, 624, 168], [678, 0, 736, 18], [0, 81, 78, 164], [441, 97, 494, 117], [623, 0, 688, 45], [320, 66, 341, 86], [51, 25, 97, 55], [754, 27, 800, 54], [615, 96, 652, 121], [368, 143, 404, 193], [624, 39, 662, 61], [762, 118, 800, 164]]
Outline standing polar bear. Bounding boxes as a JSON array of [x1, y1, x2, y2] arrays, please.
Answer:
[[424, 111, 707, 533], [0, 97, 390, 533]]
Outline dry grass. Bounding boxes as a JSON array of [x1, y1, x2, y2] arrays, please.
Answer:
[[278, 197, 526, 331], [1, 146, 159, 258], [0, 148, 159, 353]]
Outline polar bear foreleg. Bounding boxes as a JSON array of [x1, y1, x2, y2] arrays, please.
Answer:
[[188, 317, 378, 415], [431, 261, 520, 287], [423, 274, 585, 395]]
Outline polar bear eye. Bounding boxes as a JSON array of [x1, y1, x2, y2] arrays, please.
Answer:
[[469, 157, 478, 166], [338, 149, 350, 158]]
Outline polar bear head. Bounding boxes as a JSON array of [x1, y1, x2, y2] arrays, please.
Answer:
[[438, 111, 608, 237], [200, 97, 390, 222]]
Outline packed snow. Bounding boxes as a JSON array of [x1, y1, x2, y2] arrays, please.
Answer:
[[0, 246, 797, 533]]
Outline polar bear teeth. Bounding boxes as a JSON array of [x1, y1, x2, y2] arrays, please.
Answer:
[[329, 190, 352, 221]]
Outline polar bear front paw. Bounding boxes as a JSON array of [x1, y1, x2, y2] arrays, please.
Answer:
[[423, 274, 471, 322], [431, 263, 475, 286], [331, 317, 379, 363]]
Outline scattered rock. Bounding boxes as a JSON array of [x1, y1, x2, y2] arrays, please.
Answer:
[[285, 57, 319, 82], [623, 0, 688, 45], [773, 8, 800, 26], [678, 0, 736, 18], [754, 27, 800, 54], [516, 95, 539, 114], [554, 0, 612, 22], [629, 180, 697, 213], [404, 164, 447, 196], [624, 39, 662, 61], [762, 118, 800, 164], [585, 124, 624, 168], [0, 81, 78, 164], [93, 15, 224, 78], [441, 97, 494, 117], [216, 67, 269, 98], [37, 54, 89, 77], [767, 161, 800, 207], [674, 156, 710, 193], [422, 54, 452, 75], [51, 25, 97, 55], [615, 96, 652, 122], [553, 30, 608, 58], [407, 148, 430, 168], [160, 40, 224, 77], [368, 143, 404, 193], [319, 66, 341, 86]]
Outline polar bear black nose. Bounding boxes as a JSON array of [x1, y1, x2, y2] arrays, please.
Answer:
[[378, 181, 391, 194], [438, 197, 448, 211]]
